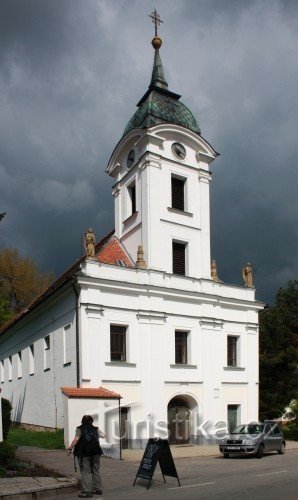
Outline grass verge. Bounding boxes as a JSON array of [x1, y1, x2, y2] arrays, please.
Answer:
[[7, 427, 64, 449]]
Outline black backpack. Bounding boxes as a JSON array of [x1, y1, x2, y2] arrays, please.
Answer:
[[74, 424, 103, 458]]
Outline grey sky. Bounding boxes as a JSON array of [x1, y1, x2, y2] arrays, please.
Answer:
[[0, 0, 297, 304]]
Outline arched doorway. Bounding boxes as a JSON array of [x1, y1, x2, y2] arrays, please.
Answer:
[[167, 396, 190, 445]]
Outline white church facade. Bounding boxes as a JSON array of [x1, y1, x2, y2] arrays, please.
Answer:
[[0, 30, 263, 449]]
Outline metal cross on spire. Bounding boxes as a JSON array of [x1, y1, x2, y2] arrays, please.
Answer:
[[148, 8, 163, 37]]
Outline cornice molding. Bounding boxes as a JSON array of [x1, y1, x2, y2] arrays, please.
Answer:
[[137, 311, 167, 323], [199, 317, 223, 330]]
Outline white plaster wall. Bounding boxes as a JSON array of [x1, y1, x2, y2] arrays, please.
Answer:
[[221, 385, 249, 424], [0, 286, 77, 428], [120, 225, 141, 264]]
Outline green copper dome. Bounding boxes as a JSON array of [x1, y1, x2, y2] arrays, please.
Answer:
[[123, 44, 201, 136]]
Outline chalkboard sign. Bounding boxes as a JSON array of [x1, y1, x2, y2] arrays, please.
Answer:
[[133, 438, 181, 490]]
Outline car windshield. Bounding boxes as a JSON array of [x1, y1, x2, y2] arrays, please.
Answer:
[[231, 424, 264, 435]]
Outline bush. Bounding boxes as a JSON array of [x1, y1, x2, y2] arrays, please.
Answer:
[[282, 424, 298, 441], [0, 465, 6, 478], [1, 398, 12, 440], [0, 441, 16, 464]]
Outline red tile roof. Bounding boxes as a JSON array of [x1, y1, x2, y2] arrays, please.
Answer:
[[97, 235, 134, 267], [0, 229, 138, 338], [61, 386, 121, 399]]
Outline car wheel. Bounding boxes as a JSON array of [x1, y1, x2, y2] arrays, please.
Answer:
[[256, 444, 264, 459], [278, 442, 285, 455], [223, 453, 229, 458]]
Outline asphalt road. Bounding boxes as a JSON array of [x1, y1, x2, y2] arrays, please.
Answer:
[[48, 449, 298, 500]]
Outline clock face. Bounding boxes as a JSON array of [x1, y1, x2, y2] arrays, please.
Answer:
[[127, 149, 135, 169], [172, 142, 186, 160]]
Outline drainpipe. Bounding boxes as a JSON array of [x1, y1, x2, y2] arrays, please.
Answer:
[[71, 279, 80, 388], [119, 399, 122, 460]]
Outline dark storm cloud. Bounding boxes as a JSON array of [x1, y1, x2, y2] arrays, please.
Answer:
[[0, 0, 297, 303]]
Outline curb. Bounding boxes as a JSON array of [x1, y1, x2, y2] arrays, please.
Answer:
[[0, 479, 78, 500]]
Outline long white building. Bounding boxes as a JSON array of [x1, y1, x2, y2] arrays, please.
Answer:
[[0, 32, 263, 448]]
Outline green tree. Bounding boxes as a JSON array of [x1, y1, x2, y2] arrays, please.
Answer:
[[0, 248, 54, 327], [259, 280, 298, 420], [0, 296, 13, 327], [283, 398, 298, 420]]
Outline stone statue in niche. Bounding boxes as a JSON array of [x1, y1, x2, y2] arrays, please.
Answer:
[[211, 259, 220, 282], [85, 227, 96, 259], [136, 245, 147, 269], [242, 262, 254, 287]]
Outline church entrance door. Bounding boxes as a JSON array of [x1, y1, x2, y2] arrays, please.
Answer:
[[167, 397, 190, 445]]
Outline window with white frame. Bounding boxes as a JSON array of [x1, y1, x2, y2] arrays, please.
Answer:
[[171, 175, 186, 211], [29, 344, 34, 375], [110, 325, 127, 362], [17, 351, 22, 379], [127, 181, 136, 217], [44, 335, 50, 371], [175, 331, 188, 364], [0, 359, 4, 383], [8, 355, 12, 381], [227, 336, 239, 367], [172, 241, 187, 276], [63, 324, 71, 365]]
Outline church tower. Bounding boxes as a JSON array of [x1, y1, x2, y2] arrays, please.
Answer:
[[106, 14, 218, 280]]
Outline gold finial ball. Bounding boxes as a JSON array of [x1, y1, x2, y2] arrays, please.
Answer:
[[151, 36, 162, 49]]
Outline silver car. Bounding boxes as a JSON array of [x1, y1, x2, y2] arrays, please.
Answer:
[[219, 422, 286, 458]]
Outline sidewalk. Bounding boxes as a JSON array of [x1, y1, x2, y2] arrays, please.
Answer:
[[1, 441, 297, 499]]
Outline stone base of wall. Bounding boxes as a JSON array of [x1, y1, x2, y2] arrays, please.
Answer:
[[12, 421, 61, 432]]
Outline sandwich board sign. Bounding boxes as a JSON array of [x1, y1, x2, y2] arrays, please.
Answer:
[[133, 438, 181, 490]]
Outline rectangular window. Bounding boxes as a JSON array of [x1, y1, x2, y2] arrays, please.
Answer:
[[8, 355, 12, 381], [227, 336, 238, 366], [63, 324, 71, 365], [227, 404, 240, 433], [44, 335, 50, 371], [172, 241, 186, 275], [128, 182, 136, 216], [171, 176, 185, 211], [175, 331, 188, 364], [29, 344, 34, 375], [0, 360, 4, 383], [17, 351, 22, 379], [110, 325, 126, 362]]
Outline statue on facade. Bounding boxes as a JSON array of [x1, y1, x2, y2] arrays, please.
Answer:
[[136, 245, 147, 269], [242, 262, 254, 288], [85, 227, 96, 259], [211, 260, 220, 282]]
